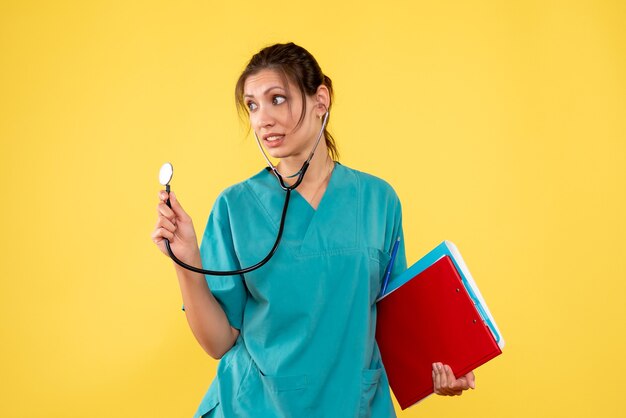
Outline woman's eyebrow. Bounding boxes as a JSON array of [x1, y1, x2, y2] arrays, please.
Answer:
[[244, 86, 285, 98]]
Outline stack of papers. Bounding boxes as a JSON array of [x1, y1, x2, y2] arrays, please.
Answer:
[[376, 241, 504, 409]]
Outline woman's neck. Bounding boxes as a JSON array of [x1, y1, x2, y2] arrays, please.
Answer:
[[277, 142, 333, 188], [277, 142, 334, 209]]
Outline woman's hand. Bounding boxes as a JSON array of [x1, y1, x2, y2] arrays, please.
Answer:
[[151, 190, 199, 264], [432, 362, 475, 396]]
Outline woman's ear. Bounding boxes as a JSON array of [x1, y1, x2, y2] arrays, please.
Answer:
[[315, 84, 331, 115]]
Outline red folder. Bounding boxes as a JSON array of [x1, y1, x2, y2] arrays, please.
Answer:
[[376, 256, 502, 409]]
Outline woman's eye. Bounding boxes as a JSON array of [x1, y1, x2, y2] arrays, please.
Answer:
[[273, 95, 286, 105], [246, 101, 258, 111]]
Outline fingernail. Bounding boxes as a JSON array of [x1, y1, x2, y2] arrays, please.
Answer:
[[171, 191, 176, 199]]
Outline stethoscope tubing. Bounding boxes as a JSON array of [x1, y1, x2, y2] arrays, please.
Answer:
[[164, 186, 292, 276], [163, 110, 329, 276]]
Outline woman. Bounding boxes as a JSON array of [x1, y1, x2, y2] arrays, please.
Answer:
[[152, 42, 475, 418]]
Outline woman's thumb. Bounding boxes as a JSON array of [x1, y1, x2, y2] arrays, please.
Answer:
[[466, 371, 476, 389]]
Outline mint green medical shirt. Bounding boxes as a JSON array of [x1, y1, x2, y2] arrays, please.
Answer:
[[194, 163, 406, 418]]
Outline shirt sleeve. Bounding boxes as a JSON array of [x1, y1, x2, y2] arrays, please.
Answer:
[[195, 193, 248, 330]]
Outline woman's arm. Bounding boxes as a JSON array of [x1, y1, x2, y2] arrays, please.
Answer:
[[152, 190, 238, 359], [173, 253, 239, 359]]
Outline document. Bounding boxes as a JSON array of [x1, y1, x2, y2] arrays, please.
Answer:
[[376, 242, 503, 409]]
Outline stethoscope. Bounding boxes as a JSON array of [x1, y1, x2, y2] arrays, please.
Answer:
[[159, 110, 330, 276]]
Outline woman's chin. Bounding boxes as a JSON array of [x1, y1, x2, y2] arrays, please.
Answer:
[[265, 148, 291, 160], [263, 142, 308, 161]]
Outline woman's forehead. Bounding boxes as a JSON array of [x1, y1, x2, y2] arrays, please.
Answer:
[[244, 69, 293, 95]]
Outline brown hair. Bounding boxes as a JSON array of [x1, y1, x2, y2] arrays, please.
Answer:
[[235, 42, 339, 160]]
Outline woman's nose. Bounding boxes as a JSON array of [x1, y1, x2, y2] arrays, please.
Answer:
[[254, 105, 276, 130]]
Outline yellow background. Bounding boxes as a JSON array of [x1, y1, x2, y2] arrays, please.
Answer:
[[1, 1, 624, 416]]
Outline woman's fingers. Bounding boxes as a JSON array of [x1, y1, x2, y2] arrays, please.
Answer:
[[155, 214, 176, 232], [165, 191, 191, 221], [443, 364, 458, 395], [157, 200, 176, 221], [442, 364, 454, 395], [152, 226, 174, 243], [433, 363, 448, 395], [153, 189, 198, 262], [157, 190, 191, 222], [439, 363, 450, 395], [153, 192, 178, 245], [447, 365, 469, 391], [432, 365, 440, 394], [433, 363, 473, 396]]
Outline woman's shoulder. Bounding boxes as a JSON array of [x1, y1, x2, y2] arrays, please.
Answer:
[[339, 163, 401, 203], [216, 167, 272, 199], [209, 168, 275, 218]]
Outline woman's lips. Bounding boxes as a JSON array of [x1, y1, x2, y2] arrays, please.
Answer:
[[264, 134, 285, 148]]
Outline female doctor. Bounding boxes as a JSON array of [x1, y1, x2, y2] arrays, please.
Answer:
[[152, 42, 475, 417]]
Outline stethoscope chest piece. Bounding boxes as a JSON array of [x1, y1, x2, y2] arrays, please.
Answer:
[[159, 162, 173, 187]]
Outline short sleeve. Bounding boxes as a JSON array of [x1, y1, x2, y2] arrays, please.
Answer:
[[197, 194, 248, 330]]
